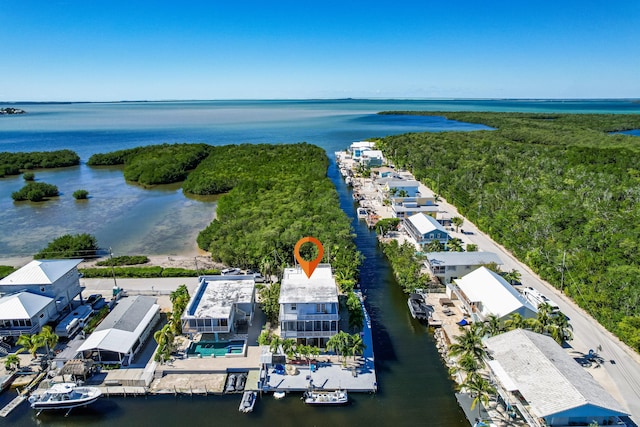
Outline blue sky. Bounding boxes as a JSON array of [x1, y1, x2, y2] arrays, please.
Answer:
[[1, 1, 638, 101]]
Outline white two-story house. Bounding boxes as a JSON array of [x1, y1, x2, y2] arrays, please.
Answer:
[[278, 264, 339, 348]]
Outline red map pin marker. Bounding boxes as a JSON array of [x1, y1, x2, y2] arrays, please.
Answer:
[[294, 237, 324, 279]]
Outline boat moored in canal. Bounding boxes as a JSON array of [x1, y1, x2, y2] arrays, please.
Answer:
[[302, 389, 348, 405], [28, 382, 102, 415]]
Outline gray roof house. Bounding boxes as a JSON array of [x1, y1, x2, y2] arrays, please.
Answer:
[[424, 251, 503, 285], [77, 296, 160, 366], [0, 259, 83, 336], [404, 213, 450, 246], [279, 264, 339, 347], [484, 329, 629, 426]]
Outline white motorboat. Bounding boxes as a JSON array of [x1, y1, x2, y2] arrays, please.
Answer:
[[273, 391, 286, 399], [407, 293, 429, 320], [28, 383, 102, 413], [303, 389, 348, 405], [239, 391, 257, 413], [357, 207, 368, 219]]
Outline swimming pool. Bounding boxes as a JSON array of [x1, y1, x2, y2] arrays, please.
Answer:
[[186, 340, 245, 357]]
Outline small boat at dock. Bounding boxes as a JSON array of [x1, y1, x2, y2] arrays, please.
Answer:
[[408, 293, 430, 320], [357, 207, 368, 219], [28, 382, 102, 414], [239, 391, 257, 413], [303, 389, 348, 405]]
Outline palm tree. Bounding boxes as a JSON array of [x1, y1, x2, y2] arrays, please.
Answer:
[[281, 338, 297, 360], [153, 324, 175, 363], [446, 238, 464, 252], [452, 216, 464, 233], [349, 334, 366, 362], [504, 312, 525, 331], [425, 240, 444, 252], [449, 352, 480, 381], [259, 282, 281, 323], [3, 353, 21, 371], [269, 335, 284, 354], [449, 323, 486, 365], [326, 331, 350, 363], [548, 312, 573, 344], [38, 325, 59, 360], [17, 333, 43, 360], [463, 373, 496, 419], [482, 314, 503, 337]]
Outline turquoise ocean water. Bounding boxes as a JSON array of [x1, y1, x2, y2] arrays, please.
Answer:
[[0, 99, 637, 426]]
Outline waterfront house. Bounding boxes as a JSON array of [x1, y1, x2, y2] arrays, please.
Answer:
[[181, 275, 256, 339], [76, 295, 160, 366], [377, 177, 421, 198], [349, 141, 376, 160], [360, 149, 384, 167], [370, 166, 396, 179], [424, 251, 503, 285], [0, 259, 83, 336], [451, 267, 536, 323], [484, 329, 629, 426], [0, 292, 56, 337], [278, 264, 339, 347], [391, 198, 439, 220], [404, 213, 450, 247]]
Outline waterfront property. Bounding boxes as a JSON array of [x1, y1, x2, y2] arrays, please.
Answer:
[[425, 251, 503, 285], [181, 275, 256, 340], [278, 264, 339, 347], [484, 329, 629, 426], [390, 197, 440, 220], [0, 259, 83, 337], [451, 267, 536, 323], [76, 296, 160, 366], [404, 212, 450, 247], [349, 140, 376, 160]]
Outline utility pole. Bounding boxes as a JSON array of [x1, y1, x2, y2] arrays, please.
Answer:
[[560, 251, 566, 293]]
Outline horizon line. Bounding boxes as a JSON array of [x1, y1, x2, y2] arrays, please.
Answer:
[[3, 97, 640, 105]]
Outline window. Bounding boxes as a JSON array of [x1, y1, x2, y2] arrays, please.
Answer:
[[291, 304, 297, 311]]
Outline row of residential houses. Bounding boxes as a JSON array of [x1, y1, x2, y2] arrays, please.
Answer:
[[1, 260, 343, 365], [344, 141, 631, 426]]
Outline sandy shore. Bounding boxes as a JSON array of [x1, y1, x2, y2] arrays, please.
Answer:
[[0, 252, 226, 272]]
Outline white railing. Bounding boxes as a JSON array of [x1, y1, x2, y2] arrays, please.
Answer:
[[279, 313, 338, 321], [281, 330, 336, 338]]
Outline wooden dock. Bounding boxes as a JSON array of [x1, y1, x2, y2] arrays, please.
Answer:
[[0, 395, 26, 417]]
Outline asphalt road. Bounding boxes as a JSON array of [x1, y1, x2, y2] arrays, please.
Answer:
[[436, 194, 640, 422]]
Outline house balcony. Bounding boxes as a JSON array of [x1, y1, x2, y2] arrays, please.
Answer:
[[281, 330, 337, 339], [279, 313, 339, 322], [182, 324, 230, 334], [0, 324, 39, 337]]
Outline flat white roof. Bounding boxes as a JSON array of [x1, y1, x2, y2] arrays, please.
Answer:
[[0, 259, 82, 286], [485, 329, 628, 418], [454, 267, 536, 318], [407, 213, 447, 235], [279, 264, 338, 304], [185, 276, 255, 319], [0, 292, 53, 320]]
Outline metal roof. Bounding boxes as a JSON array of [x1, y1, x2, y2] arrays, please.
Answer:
[[484, 329, 628, 418], [0, 292, 54, 320], [406, 213, 447, 235], [279, 264, 338, 304], [425, 251, 502, 267], [0, 259, 82, 286], [77, 295, 159, 355], [454, 267, 536, 319]]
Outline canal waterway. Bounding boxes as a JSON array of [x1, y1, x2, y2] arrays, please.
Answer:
[[1, 99, 638, 426]]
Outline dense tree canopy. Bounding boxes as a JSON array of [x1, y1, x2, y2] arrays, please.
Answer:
[[191, 143, 361, 285], [12, 182, 59, 202], [0, 149, 80, 177], [88, 143, 211, 186], [376, 111, 640, 350], [35, 233, 99, 259]]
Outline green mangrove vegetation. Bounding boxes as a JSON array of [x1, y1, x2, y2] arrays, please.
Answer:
[[12, 182, 59, 202], [0, 149, 80, 177], [189, 143, 361, 289], [35, 233, 99, 259], [96, 255, 150, 266], [376, 111, 640, 350], [87, 143, 211, 186], [79, 266, 220, 278]]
